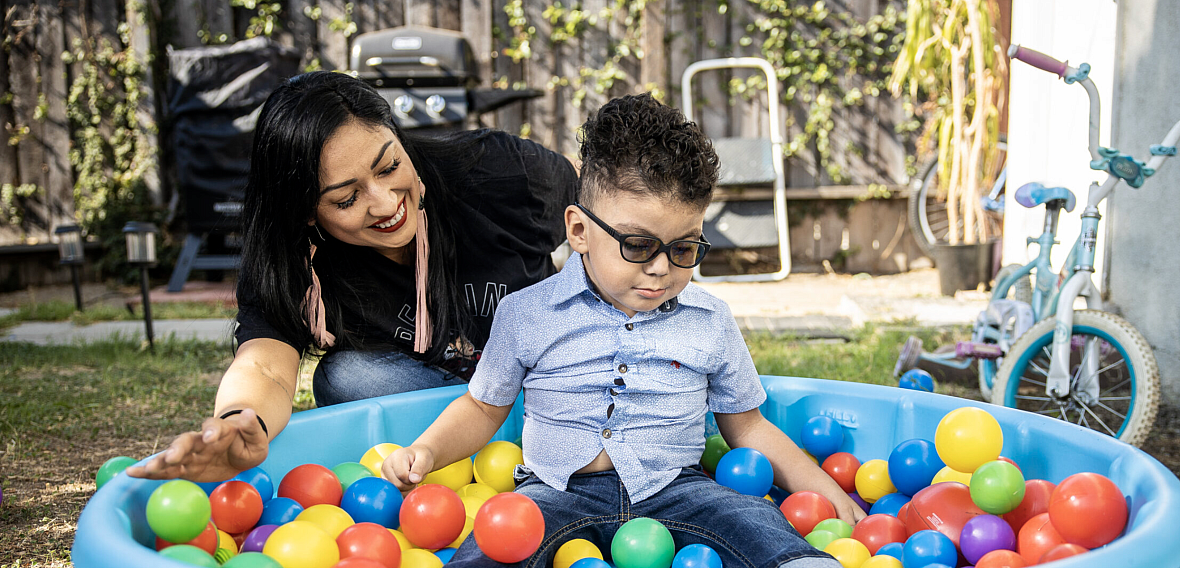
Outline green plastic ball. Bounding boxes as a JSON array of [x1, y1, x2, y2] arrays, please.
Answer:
[[146, 479, 212, 544], [804, 529, 839, 551], [331, 461, 375, 492], [222, 552, 285, 568], [158, 544, 219, 567], [700, 434, 731, 474], [970, 460, 1026, 514], [213, 548, 234, 564], [96, 456, 138, 490], [611, 517, 675, 568], [813, 518, 852, 539]]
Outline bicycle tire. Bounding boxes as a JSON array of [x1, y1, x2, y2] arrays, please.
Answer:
[[909, 137, 1006, 257], [977, 264, 1034, 399], [992, 310, 1159, 447]]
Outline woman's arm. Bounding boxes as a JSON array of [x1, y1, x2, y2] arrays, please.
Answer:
[[126, 338, 301, 482], [715, 409, 866, 525]]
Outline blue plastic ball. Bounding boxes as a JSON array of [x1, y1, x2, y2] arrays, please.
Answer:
[[800, 416, 844, 459], [434, 548, 457, 562], [868, 492, 911, 517], [671, 544, 722, 568], [257, 496, 303, 526], [903, 530, 957, 568], [898, 369, 935, 392], [570, 559, 612, 568], [193, 480, 223, 496], [340, 476, 403, 528], [714, 447, 775, 497], [233, 467, 275, 503], [875, 542, 903, 560], [887, 439, 944, 496]]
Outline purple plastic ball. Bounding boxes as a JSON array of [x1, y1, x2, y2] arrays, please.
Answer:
[[959, 514, 1017, 564], [240, 524, 279, 553], [848, 492, 871, 513]]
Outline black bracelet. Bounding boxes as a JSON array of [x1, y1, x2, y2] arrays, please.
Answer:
[[219, 409, 269, 436]]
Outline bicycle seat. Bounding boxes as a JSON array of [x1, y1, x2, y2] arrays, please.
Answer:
[[1015, 182, 1076, 212]]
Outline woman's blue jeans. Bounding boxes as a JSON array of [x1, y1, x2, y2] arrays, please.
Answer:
[[447, 467, 838, 568], [312, 349, 460, 407]]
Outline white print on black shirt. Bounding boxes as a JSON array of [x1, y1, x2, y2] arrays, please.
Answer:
[[465, 282, 507, 317], [394, 303, 414, 343]]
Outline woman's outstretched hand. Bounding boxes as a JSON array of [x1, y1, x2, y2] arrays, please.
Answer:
[[126, 409, 270, 483]]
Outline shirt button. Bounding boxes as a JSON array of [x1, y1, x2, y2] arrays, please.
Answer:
[[602, 428, 612, 439], [618, 363, 628, 373], [625, 323, 634, 331]]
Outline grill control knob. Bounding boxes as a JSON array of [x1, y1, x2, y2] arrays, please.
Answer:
[[425, 94, 446, 117], [393, 95, 414, 117]]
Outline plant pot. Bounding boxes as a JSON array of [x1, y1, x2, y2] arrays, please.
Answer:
[[930, 240, 997, 296]]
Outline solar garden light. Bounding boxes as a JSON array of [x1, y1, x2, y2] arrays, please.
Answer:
[[54, 224, 85, 311], [123, 222, 158, 349]]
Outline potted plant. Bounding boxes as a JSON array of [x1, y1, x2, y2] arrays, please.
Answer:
[[889, 0, 1007, 295]]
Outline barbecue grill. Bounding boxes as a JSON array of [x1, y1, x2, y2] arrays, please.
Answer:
[[350, 25, 540, 129]]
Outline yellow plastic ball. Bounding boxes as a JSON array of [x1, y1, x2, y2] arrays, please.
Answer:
[[457, 482, 499, 501], [295, 504, 354, 538], [553, 538, 604, 568], [861, 555, 903, 568], [931, 465, 973, 485], [854, 459, 895, 503], [472, 441, 523, 493], [423, 457, 475, 492], [447, 515, 474, 549], [824, 537, 871, 568], [934, 407, 1003, 473], [360, 443, 401, 476], [803, 450, 819, 465], [262, 520, 339, 568], [216, 529, 237, 556], [401, 548, 445, 568], [388, 528, 415, 551]]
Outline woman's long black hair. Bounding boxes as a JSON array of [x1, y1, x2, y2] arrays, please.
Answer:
[[239, 71, 476, 362]]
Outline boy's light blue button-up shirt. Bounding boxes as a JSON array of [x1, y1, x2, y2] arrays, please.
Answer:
[[468, 253, 766, 502]]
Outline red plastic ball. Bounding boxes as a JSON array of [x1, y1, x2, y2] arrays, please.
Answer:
[[278, 464, 343, 509], [332, 559, 388, 568], [1040, 542, 1088, 562], [1001, 479, 1055, 536], [473, 492, 546, 563], [210, 480, 264, 534], [399, 483, 466, 550], [822, 452, 862, 494], [1047, 472, 1128, 548], [155, 519, 218, 554], [975, 548, 1027, 568], [997, 456, 1021, 472], [1016, 512, 1066, 564], [779, 491, 837, 536], [902, 481, 985, 548], [336, 522, 403, 568], [850, 513, 907, 555]]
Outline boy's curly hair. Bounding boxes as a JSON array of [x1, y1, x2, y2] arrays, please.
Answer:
[[578, 93, 719, 210]]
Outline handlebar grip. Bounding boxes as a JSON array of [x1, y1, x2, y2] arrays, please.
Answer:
[[1008, 44, 1067, 77]]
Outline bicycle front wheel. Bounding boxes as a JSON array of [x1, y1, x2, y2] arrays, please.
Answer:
[[992, 310, 1159, 446]]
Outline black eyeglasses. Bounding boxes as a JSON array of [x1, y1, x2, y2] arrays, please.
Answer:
[[576, 203, 711, 269]]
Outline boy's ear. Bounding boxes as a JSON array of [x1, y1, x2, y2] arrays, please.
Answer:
[[565, 205, 590, 254]]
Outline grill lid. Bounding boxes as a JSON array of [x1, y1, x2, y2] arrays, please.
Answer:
[[350, 26, 478, 89]]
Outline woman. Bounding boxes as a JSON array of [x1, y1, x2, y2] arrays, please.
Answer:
[[129, 71, 576, 482]]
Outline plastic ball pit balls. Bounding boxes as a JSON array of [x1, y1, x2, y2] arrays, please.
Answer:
[[821, 452, 861, 493], [779, 491, 837, 535], [155, 520, 219, 555], [146, 479, 213, 543], [388, 529, 412, 550], [95, 456, 138, 490], [611, 517, 676, 568], [217, 529, 238, 555], [434, 548, 457, 562], [886, 439, 944, 497], [278, 464, 344, 509], [934, 407, 1003, 473], [341, 476, 403, 528], [400, 548, 445, 568], [902, 530, 957, 568], [853, 459, 895, 503], [298, 504, 356, 538], [473, 441, 524, 493], [1016, 513, 1066, 565], [214, 547, 234, 564], [570, 559, 612, 568], [447, 515, 475, 548], [262, 520, 340, 568], [1001, 479, 1055, 536], [259, 496, 304, 526], [400, 484, 466, 550], [222, 552, 284, 568], [210, 480, 265, 534], [804, 529, 839, 551], [233, 467, 276, 503], [813, 518, 852, 539], [874, 542, 903, 561], [700, 434, 731, 474], [931, 466, 973, 486], [158, 544, 220, 567], [241, 524, 279, 553], [1039, 543, 1088, 563], [554, 538, 604, 568], [848, 493, 871, 514], [715, 447, 774, 497], [336, 522, 403, 568], [359, 443, 401, 476], [800, 415, 845, 459], [333, 558, 389, 568], [959, 514, 1017, 565], [898, 369, 935, 392], [850, 514, 907, 555], [901, 482, 985, 548], [473, 492, 545, 563], [859, 556, 902, 568], [867, 493, 909, 517], [1047, 472, 1128, 549], [974, 549, 1027, 568], [823, 538, 870, 568], [332, 462, 376, 492], [423, 457, 475, 492], [671, 543, 722, 568], [970, 461, 1026, 515]]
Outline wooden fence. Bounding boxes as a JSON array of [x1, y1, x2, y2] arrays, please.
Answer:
[[1, 0, 926, 278]]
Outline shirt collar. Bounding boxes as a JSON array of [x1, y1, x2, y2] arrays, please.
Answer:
[[547, 252, 711, 312]]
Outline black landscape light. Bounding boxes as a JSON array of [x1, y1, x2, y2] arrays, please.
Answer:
[[123, 222, 159, 349], [55, 224, 85, 311]]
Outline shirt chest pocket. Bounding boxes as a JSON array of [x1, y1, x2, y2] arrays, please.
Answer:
[[638, 346, 713, 393]]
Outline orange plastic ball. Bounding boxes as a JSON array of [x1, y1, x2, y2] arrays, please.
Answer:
[[779, 491, 837, 536], [1016, 512, 1066, 565], [473, 492, 546, 563], [210, 480, 264, 535], [278, 464, 343, 509], [975, 548, 1027, 568], [850, 514, 907, 555], [399, 484, 466, 550], [822, 452, 862, 494], [337, 522, 403, 568], [1047, 472, 1128, 549], [1039, 542, 1088, 563], [155, 519, 218, 555]]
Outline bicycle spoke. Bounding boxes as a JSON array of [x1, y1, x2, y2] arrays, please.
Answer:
[[1094, 400, 1128, 420], [1100, 378, 1131, 395], [1019, 376, 1048, 388], [1095, 359, 1127, 375], [1078, 398, 1119, 437], [1016, 394, 1054, 402]]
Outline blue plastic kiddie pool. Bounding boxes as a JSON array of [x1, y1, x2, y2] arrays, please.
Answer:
[[73, 376, 1180, 567]]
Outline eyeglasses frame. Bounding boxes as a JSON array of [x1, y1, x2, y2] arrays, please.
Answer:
[[575, 202, 711, 269]]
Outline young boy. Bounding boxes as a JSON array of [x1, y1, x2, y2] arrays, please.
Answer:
[[384, 94, 863, 567]]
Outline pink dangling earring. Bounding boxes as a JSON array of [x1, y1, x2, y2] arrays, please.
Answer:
[[413, 176, 432, 353], [302, 238, 336, 348]]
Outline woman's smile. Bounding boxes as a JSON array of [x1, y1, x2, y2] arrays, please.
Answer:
[[369, 199, 407, 233]]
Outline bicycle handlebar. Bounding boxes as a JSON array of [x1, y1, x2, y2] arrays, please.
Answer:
[[1008, 44, 1067, 78]]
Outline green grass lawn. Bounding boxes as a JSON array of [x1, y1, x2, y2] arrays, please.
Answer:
[[0, 300, 236, 331]]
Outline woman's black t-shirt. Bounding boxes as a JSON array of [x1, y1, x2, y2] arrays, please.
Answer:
[[234, 129, 577, 378]]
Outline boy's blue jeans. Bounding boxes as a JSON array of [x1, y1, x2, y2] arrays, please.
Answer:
[[447, 466, 839, 568]]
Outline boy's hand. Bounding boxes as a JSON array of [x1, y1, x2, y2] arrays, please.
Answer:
[[828, 489, 867, 526], [382, 445, 436, 491]]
